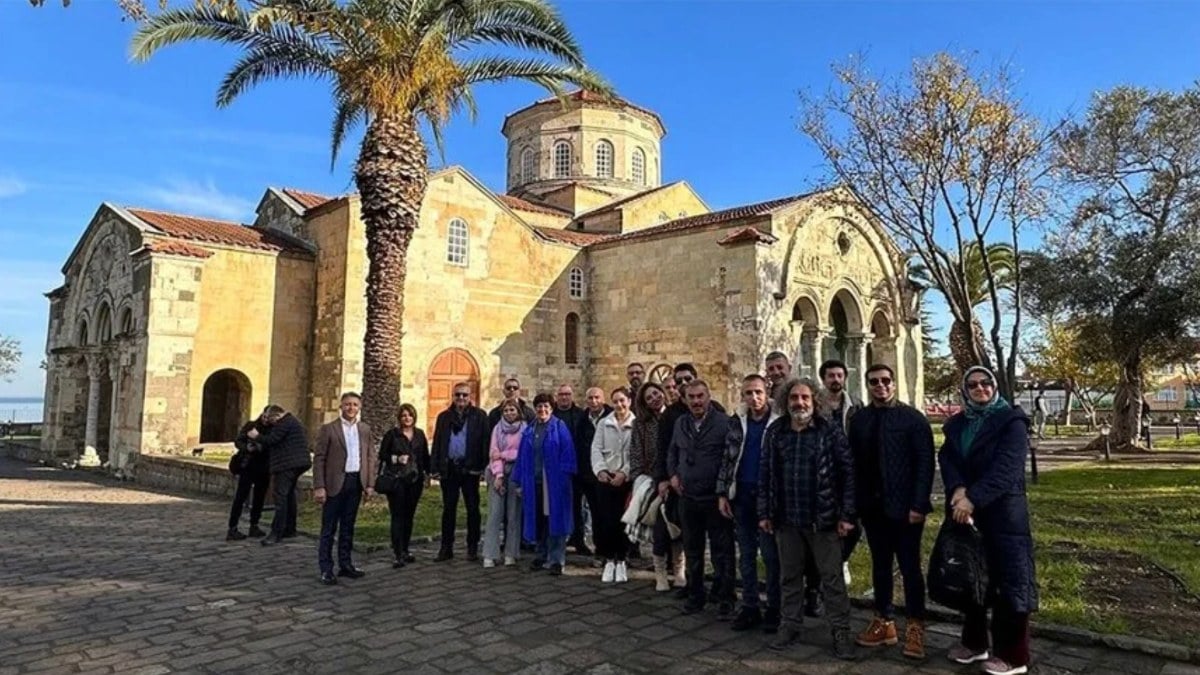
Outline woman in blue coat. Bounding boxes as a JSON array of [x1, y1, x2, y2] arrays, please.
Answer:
[[514, 393, 577, 575], [939, 366, 1038, 675]]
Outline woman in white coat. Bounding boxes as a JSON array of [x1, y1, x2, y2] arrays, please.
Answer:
[[591, 387, 636, 583]]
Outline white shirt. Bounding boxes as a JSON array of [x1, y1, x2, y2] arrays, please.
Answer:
[[342, 417, 361, 473]]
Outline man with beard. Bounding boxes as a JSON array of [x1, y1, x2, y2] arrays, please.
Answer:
[[431, 382, 490, 562], [758, 378, 857, 660], [554, 384, 594, 556], [848, 364, 934, 660], [819, 359, 866, 595], [626, 362, 646, 398]]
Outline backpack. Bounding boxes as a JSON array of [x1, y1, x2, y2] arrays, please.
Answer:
[[927, 519, 989, 612]]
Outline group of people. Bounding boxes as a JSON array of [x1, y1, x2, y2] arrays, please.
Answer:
[[224, 355, 1037, 675]]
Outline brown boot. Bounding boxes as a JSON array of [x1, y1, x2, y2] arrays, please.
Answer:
[[855, 616, 898, 647], [902, 619, 926, 659]]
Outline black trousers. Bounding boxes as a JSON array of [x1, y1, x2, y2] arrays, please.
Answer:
[[386, 480, 424, 559], [570, 475, 599, 547], [594, 482, 632, 560], [862, 512, 926, 619], [318, 473, 362, 574], [680, 498, 735, 607], [227, 468, 269, 530], [439, 464, 481, 553], [268, 467, 304, 537], [963, 601, 1031, 666]]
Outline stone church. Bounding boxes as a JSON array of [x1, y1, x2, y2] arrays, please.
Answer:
[[40, 91, 924, 470]]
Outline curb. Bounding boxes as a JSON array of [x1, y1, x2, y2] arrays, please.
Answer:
[[848, 598, 1200, 664]]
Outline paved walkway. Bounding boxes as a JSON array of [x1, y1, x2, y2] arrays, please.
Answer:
[[0, 458, 1194, 675]]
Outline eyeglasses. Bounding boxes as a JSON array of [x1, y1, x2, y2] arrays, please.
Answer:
[[453, 393, 470, 398], [868, 377, 893, 386], [966, 380, 994, 390]]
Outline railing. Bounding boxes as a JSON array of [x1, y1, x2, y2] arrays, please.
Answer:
[[1, 421, 43, 438]]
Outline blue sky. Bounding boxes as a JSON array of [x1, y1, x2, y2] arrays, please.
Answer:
[[1, 0, 1198, 397]]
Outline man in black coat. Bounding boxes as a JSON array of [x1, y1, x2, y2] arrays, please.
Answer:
[[655, 363, 726, 483], [487, 377, 535, 431], [846, 363, 934, 659], [431, 382, 490, 562], [250, 405, 311, 546], [226, 408, 273, 541], [554, 384, 603, 555]]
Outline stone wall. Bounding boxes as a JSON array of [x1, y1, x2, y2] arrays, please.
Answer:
[[133, 454, 314, 501], [140, 254, 203, 454], [308, 202, 356, 427]]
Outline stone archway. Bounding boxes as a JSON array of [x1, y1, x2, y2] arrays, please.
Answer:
[[826, 289, 867, 398], [200, 369, 252, 443], [427, 348, 480, 433]]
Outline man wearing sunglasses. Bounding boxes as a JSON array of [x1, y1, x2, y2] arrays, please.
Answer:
[[431, 382, 490, 562], [488, 377, 535, 431], [846, 364, 935, 660]]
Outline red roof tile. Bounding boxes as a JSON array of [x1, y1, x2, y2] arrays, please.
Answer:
[[535, 226, 610, 247], [281, 188, 335, 211], [595, 193, 814, 246], [137, 239, 215, 259], [127, 208, 310, 254], [497, 194, 572, 217], [717, 226, 779, 246]]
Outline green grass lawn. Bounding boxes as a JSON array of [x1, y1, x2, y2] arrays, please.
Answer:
[[298, 483, 488, 548], [1152, 434, 1200, 450]]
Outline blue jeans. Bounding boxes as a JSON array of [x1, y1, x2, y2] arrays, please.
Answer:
[[734, 486, 780, 610]]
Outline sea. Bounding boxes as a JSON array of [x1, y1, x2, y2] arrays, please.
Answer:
[[0, 398, 44, 423]]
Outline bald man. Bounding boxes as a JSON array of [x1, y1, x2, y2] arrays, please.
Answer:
[[565, 387, 612, 556]]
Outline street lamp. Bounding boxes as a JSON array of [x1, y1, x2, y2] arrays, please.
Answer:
[[1100, 421, 1112, 462]]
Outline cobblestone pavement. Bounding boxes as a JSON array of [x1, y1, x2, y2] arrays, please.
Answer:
[[1, 457, 1196, 675]]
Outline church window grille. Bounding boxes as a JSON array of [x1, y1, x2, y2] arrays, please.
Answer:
[[632, 148, 646, 185], [596, 140, 614, 178], [446, 218, 469, 266], [568, 266, 585, 299], [554, 141, 571, 178]]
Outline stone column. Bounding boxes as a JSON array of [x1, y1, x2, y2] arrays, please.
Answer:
[[80, 356, 103, 467], [108, 358, 123, 471], [845, 332, 873, 401], [801, 326, 828, 379]]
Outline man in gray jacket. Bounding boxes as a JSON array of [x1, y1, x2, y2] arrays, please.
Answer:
[[666, 380, 736, 618]]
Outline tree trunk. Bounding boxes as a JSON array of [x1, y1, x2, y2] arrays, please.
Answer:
[[1063, 385, 1075, 426], [1108, 350, 1145, 451], [948, 317, 991, 374], [354, 112, 427, 445]]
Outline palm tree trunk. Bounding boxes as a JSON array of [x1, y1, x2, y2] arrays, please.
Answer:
[[948, 317, 991, 373], [355, 112, 427, 443]]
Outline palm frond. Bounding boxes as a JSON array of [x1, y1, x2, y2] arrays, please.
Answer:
[[460, 56, 610, 95], [217, 42, 336, 107], [441, 0, 585, 67], [130, 5, 256, 61], [330, 89, 366, 168]]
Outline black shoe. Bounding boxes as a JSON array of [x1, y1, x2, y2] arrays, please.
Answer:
[[731, 607, 762, 631], [574, 542, 593, 556], [673, 587, 690, 600], [403, 552, 416, 563], [466, 550, 479, 562], [319, 572, 337, 586], [548, 563, 563, 576], [804, 588, 825, 618], [337, 566, 366, 579], [529, 558, 546, 571], [392, 558, 406, 569], [680, 601, 705, 615], [260, 535, 281, 546], [434, 549, 453, 562], [226, 529, 247, 541], [762, 606, 781, 634], [832, 629, 858, 661], [768, 628, 801, 651], [716, 603, 734, 621], [248, 525, 267, 538], [280, 530, 297, 539]]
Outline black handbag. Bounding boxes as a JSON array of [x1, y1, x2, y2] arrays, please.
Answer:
[[375, 470, 399, 495], [927, 519, 989, 611]]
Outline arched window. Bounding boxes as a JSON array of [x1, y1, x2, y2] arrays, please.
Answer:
[[568, 266, 585, 299], [76, 320, 89, 346], [564, 312, 580, 365], [95, 304, 113, 343], [595, 140, 614, 178], [446, 218, 469, 266], [632, 148, 646, 185], [119, 307, 133, 335], [553, 141, 571, 178], [520, 147, 536, 183]]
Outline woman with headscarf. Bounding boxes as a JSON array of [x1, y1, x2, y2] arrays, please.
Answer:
[[938, 366, 1038, 675]]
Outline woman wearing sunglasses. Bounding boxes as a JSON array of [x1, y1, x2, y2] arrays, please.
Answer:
[[938, 366, 1038, 675]]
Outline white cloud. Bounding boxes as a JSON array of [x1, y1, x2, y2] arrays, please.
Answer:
[[140, 178, 256, 221], [0, 174, 28, 199]]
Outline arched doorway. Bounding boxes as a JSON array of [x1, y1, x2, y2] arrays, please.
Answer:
[[826, 290, 865, 395], [867, 310, 896, 369], [200, 369, 251, 443], [427, 349, 480, 434]]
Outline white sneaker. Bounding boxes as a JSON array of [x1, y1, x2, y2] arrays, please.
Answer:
[[601, 560, 615, 583], [503, 557, 517, 567], [843, 562, 852, 587], [615, 561, 628, 583], [482, 558, 495, 568]]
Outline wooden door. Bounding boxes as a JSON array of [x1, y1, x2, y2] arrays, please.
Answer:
[[426, 348, 480, 440]]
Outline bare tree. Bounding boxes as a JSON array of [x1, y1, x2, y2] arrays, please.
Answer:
[[0, 336, 21, 382]]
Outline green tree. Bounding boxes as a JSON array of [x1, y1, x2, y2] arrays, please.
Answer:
[[131, 0, 609, 434], [923, 353, 959, 404], [1025, 85, 1200, 450], [0, 336, 21, 382], [800, 52, 1051, 401], [1023, 314, 1119, 427]]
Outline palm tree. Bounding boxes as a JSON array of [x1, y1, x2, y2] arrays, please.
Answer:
[[131, 0, 611, 434], [909, 243, 1016, 373]]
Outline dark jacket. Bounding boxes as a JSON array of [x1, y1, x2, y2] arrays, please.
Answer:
[[629, 412, 661, 482], [488, 399, 536, 430], [846, 402, 935, 520], [757, 414, 856, 532], [431, 405, 490, 475], [940, 407, 1039, 614], [656, 399, 726, 481], [233, 419, 271, 476], [572, 405, 613, 482], [378, 426, 431, 481], [665, 405, 733, 502], [258, 413, 311, 474]]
